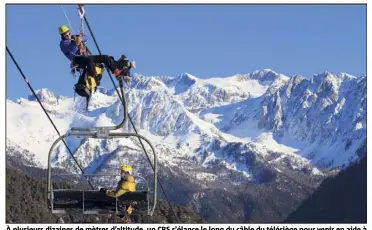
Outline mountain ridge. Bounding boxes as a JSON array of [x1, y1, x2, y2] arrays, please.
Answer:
[[6, 68, 366, 223]]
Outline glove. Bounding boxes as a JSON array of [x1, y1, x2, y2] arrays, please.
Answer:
[[74, 35, 83, 45], [100, 188, 107, 193]]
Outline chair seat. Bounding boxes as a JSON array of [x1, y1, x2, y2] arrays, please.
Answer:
[[50, 189, 149, 215]]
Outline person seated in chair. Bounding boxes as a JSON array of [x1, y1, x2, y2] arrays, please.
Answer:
[[100, 164, 136, 197], [100, 164, 136, 223]]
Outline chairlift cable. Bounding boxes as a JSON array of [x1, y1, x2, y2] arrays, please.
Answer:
[[6, 46, 95, 190]]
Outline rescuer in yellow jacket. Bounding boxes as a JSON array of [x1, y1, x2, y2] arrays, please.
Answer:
[[100, 164, 136, 198], [99, 164, 136, 223]]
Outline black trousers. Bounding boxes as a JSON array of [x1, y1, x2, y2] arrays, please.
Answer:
[[73, 55, 118, 77]]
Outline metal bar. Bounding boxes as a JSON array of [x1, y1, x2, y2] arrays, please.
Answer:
[[52, 210, 67, 214], [83, 190, 85, 212], [115, 197, 118, 214], [48, 133, 71, 201], [53, 174, 150, 192]]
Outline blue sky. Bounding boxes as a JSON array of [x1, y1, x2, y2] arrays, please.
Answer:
[[6, 4, 366, 100]]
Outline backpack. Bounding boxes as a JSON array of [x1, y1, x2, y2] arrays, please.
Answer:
[[74, 64, 104, 98], [73, 64, 104, 111], [74, 75, 97, 98]]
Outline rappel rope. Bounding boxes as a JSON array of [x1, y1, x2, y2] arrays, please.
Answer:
[[6, 46, 95, 190], [60, 5, 75, 34], [77, 4, 180, 223]]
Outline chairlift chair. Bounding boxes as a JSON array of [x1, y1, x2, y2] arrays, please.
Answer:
[[47, 79, 158, 217]]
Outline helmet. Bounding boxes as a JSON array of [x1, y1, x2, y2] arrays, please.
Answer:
[[58, 25, 70, 35], [120, 164, 133, 174]]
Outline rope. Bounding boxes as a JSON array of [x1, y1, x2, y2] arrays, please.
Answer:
[[60, 5, 75, 34], [6, 46, 95, 190], [77, 4, 181, 223]]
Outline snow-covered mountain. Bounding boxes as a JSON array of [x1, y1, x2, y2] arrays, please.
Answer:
[[6, 69, 366, 222], [146, 69, 289, 111], [201, 71, 366, 169]]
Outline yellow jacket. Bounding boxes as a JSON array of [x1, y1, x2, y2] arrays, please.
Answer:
[[106, 175, 136, 198]]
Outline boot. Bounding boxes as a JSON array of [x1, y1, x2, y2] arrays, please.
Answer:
[[113, 68, 126, 79]]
